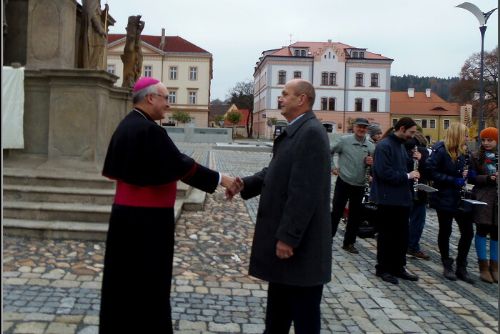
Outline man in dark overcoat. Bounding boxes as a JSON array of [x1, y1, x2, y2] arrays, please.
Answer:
[[229, 79, 332, 333]]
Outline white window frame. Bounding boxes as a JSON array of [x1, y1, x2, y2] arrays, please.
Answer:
[[278, 71, 286, 85], [188, 91, 197, 104], [169, 66, 177, 80], [189, 67, 198, 81], [355, 73, 364, 87], [355, 98, 363, 112], [370, 73, 379, 87], [443, 119, 450, 129], [430, 119, 436, 129], [370, 98, 378, 112], [107, 64, 115, 74], [144, 65, 152, 77], [168, 91, 177, 104]]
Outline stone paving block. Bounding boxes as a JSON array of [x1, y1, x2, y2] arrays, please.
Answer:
[[77, 326, 98, 334], [242, 323, 265, 333], [393, 319, 424, 333], [178, 320, 207, 330], [54, 315, 83, 324], [13, 321, 47, 334], [51, 280, 80, 288], [4, 278, 29, 285], [25, 313, 56, 321], [208, 322, 240, 332], [46, 322, 77, 334]]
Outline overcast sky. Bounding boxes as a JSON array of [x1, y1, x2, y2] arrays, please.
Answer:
[[103, 0, 498, 100]]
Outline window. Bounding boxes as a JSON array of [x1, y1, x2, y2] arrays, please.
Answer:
[[277, 97, 282, 109], [421, 119, 428, 128], [329, 72, 337, 86], [169, 66, 177, 80], [144, 65, 152, 77], [355, 73, 364, 87], [328, 98, 336, 111], [189, 67, 197, 80], [321, 98, 328, 111], [430, 119, 436, 128], [352, 51, 358, 58], [392, 118, 398, 127], [443, 119, 450, 129], [294, 71, 302, 79], [168, 91, 177, 104], [370, 73, 379, 87], [188, 91, 197, 104], [355, 98, 363, 112], [278, 71, 286, 85], [294, 50, 300, 56], [107, 64, 115, 74], [301, 50, 306, 56], [370, 99, 378, 112], [321, 72, 328, 85], [359, 52, 364, 58]]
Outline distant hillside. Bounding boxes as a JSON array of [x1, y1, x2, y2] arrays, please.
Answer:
[[391, 75, 460, 101]]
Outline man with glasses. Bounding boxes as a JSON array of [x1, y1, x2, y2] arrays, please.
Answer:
[[99, 77, 235, 333]]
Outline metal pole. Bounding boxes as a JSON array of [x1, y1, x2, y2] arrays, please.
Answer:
[[478, 25, 486, 143]]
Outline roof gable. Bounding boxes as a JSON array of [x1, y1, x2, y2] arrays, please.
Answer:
[[107, 34, 210, 54], [390, 91, 460, 116]]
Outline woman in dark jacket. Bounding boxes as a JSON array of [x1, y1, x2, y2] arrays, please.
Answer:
[[469, 127, 498, 283], [427, 122, 474, 284]]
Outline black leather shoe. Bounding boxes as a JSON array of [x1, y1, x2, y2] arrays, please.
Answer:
[[395, 269, 419, 281], [376, 272, 398, 284]]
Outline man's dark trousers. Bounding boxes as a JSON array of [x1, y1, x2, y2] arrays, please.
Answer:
[[263, 282, 323, 334], [331, 176, 364, 246]]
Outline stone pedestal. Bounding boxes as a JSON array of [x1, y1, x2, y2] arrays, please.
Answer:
[[26, 0, 77, 69], [22, 68, 131, 170]]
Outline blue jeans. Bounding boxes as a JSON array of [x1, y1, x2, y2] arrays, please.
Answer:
[[408, 201, 427, 252]]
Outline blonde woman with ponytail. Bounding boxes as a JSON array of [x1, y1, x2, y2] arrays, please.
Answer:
[[427, 122, 474, 284]]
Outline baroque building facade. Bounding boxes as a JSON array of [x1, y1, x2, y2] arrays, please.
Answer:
[[107, 29, 212, 127], [253, 40, 393, 138]]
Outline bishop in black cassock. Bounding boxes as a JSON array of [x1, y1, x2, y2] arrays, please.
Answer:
[[99, 77, 233, 333]]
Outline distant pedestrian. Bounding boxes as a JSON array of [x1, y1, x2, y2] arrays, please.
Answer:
[[330, 118, 375, 254], [469, 127, 498, 283], [371, 117, 421, 284], [99, 77, 235, 333], [367, 123, 383, 144], [227, 79, 332, 334], [427, 122, 474, 284]]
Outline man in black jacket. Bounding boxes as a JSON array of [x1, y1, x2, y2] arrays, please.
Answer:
[[371, 117, 421, 284]]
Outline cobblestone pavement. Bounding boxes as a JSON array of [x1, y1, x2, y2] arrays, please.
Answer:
[[3, 144, 498, 333]]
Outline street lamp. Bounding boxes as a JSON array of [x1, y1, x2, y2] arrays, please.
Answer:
[[456, 2, 497, 142]]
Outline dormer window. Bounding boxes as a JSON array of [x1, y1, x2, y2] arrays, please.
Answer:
[[293, 49, 308, 57], [352, 51, 358, 58]]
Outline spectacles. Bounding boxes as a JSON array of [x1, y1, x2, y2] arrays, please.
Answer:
[[150, 93, 169, 101]]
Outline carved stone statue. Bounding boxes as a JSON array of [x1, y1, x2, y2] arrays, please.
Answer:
[[121, 15, 144, 89], [82, 0, 109, 70]]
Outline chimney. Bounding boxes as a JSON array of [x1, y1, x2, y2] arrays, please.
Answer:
[[407, 88, 415, 98], [328, 39, 332, 43], [159, 28, 166, 50], [425, 88, 431, 98]]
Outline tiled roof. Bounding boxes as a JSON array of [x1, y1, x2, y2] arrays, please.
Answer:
[[268, 41, 391, 60], [108, 34, 209, 53], [224, 109, 250, 127], [390, 91, 461, 116], [208, 104, 230, 121]]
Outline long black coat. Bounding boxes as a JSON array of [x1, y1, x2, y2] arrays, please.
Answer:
[[241, 112, 332, 286]]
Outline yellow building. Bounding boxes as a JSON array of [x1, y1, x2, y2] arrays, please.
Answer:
[[391, 88, 462, 145], [107, 29, 213, 127]]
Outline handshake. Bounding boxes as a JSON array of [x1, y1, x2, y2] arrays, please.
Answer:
[[220, 175, 245, 200]]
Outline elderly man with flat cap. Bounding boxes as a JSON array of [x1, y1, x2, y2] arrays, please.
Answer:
[[99, 77, 234, 334], [330, 117, 375, 254]]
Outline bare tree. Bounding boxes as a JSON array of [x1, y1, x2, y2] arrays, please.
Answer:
[[227, 81, 254, 138]]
